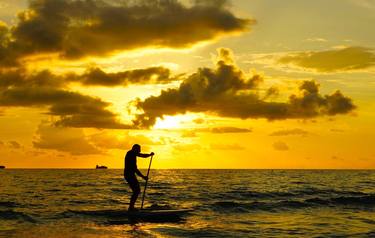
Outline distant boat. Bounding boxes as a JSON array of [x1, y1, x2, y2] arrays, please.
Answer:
[[96, 165, 107, 169], [0, 165, 5, 169]]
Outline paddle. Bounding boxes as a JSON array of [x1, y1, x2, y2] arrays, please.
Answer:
[[141, 154, 153, 209]]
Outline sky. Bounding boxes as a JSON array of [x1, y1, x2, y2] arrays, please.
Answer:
[[0, 0, 374, 169]]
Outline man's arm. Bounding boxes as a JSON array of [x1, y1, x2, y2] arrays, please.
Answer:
[[137, 152, 154, 158], [135, 168, 147, 180]]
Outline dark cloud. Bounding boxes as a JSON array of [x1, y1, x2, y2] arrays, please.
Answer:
[[288, 80, 355, 117], [1, 0, 252, 65], [0, 65, 178, 128], [0, 69, 131, 129], [0, 21, 17, 66], [273, 141, 289, 151], [0, 69, 65, 88], [0, 65, 175, 88], [133, 48, 356, 128], [278, 47, 375, 72], [0, 87, 130, 129], [270, 128, 309, 136], [33, 122, 101, 155], [0, 48, 356, 130], [72, 66, 175, 86]]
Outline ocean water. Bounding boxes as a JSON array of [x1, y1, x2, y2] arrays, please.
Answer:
[[1, 169, 375, 237]]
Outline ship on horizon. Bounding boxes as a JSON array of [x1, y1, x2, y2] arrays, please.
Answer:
[[96, 165, 107, 169]]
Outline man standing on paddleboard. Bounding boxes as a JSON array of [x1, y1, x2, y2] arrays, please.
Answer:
[[124, 144, 154, 211]]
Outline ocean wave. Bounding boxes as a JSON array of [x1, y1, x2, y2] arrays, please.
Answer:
[[304, 195, 375, 207], [212, 194, 375, 212], [0, 201, 46, 210], [0, 210, 36, 223], [111, 188, 128, 193], [223, 188, 369, 201], [68, 198, 124, 206], [0, 201, 19, 208], [44, 189, 62, 192], [292, 188, 368, 196], [212, 200, 308, 212], [63, 182, 97, 187], [328, 195, 375, 206], [148, 192, 166, 196], [235, 191, 297, 199]]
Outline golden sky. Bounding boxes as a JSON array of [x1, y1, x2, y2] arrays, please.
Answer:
[[0, 0, 374, 169]]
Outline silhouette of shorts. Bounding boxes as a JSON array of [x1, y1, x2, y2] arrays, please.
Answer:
[[125, 175, 140, 193]]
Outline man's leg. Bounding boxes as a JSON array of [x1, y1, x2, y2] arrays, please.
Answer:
[[129, 186, 140, 210], [128, 178, 140, 211]]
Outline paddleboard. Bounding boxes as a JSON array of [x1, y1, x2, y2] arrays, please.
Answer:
[[69, 208, 193, 220]]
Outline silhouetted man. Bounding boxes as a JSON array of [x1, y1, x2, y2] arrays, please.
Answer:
[[124, 144, 154, 211]]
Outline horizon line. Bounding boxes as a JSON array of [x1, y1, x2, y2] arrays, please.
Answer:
[[2, 168, 375, 170]]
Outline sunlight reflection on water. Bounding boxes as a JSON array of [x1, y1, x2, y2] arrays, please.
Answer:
[[1, 169, 375, 237]]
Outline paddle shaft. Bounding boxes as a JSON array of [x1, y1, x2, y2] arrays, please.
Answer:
[[141, 155, 153, 209]]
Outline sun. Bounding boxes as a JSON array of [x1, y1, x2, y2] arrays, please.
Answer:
[[153, 114, 202, 130], [153, 116, 184, 129]]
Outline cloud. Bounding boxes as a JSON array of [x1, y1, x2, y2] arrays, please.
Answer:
[[0, 65, 176, 88], [0, 69, 134, 129], [8, 141, 22, 149], [0, 86, 130, 129], [133, 48, 356, 128], [273, 141, 289, 151], [192, 127, 252, 133], [0, 69, 65, 88], [0, 140, 23, 149], [33, 122, 100, 155], [181, 126, 251, 137], [270, 128, 309, 136], [0, 0, 253, 65], [278, 47, 375, 72], [210, 127, 252, 133], [72, 66, 176, 86], [210, 143, 245, 150], [0, 64, 174, 129], [0, 48, 357, 130]]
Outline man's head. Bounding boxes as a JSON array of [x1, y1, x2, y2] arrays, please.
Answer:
[[132, 144, 141, 153]]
